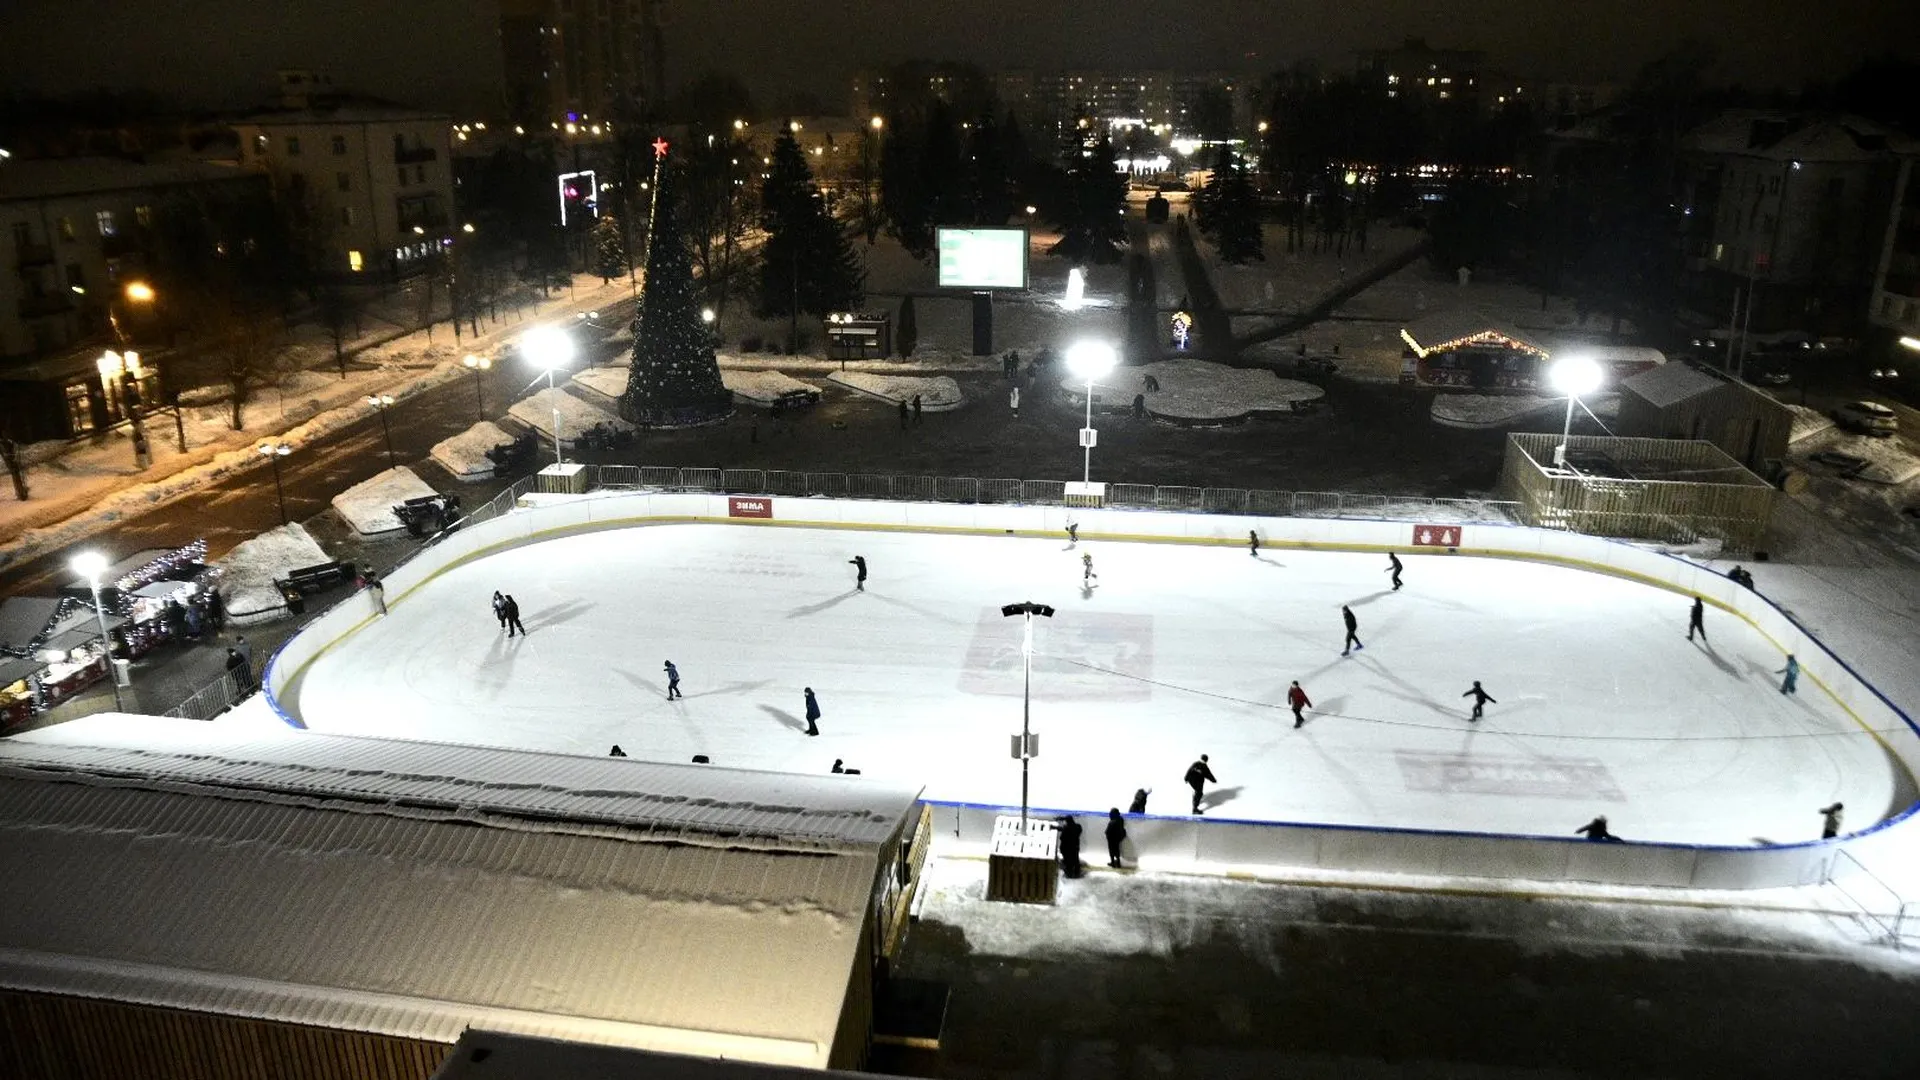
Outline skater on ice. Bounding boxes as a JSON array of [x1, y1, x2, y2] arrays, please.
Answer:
[[1105, 808, 1128, 868], [803, 687, 821, 736], [1462, 680, 1496, 720], [848, 555, 867, 591], [1575, 815, 1622, 842], [1057, 816, 1084, 878], [1819, 802, 1844, 839], [1185, 754, 1217, 814], [1387, 552, 1403, 590], [501, 595, 526, 637], [1082, 551, 1098, 585], [1777, 654, 1799, 695], [1009, 385, 1020, 417], [1287, 680, 1313, 728], [1066, 521, 1079, 544], [1687, 596, 1706, 642], [1341, 605, 1362, 654], [367, 572, 387, 615], [663, 660, 682, 700], [609, 745, 627, 757], [831, 758, 861, 774], [1129, 787, 1151, 814], [492, 591, 507, 630], [1248, 531, 1260, 556]]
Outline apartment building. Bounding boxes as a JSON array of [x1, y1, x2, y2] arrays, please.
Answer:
[[499, 0, 665, 128]]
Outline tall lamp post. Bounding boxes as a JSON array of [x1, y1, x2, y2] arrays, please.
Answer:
[[521, 325, 577, 465], [863, 115, 883, 243], [1064, 341, 1118, 486], [69, 550, 126, 712], [462, 354, 491, 421], [1000, 601, 1055, 828], [365, 394, 398, 473], [1548, 354, 1603, 469], [258, 442, 292, 525]]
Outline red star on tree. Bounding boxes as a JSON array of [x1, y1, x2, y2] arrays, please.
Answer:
[[652, 137, 670, 159]]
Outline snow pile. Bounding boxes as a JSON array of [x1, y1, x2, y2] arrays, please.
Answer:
[[1802, 431, 1920, 485], [1061, 359, 1323, 422], [330, 467, 439, 535], [508, 386, 628, 441], [1786, 403, 1835, 444], [723, 370, 824, 407], [214, 522, 331, 623], [571, 365, 628, 405], [827, 371, 963, 410], [431, 422, 514, 481], [1431, 393, 1559, 429]]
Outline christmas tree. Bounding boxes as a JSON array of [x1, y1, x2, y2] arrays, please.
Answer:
[[619, 169, 731, 427], [591, 213, 628, 283]]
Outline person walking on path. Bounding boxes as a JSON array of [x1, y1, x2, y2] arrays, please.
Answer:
[[848, 555, 868, 591], [1778, 654, 1799, 695], [803, 687, 822, 736], [492, 591, 508, 630], [912, 394, 923, 424], [1387, 552, 1404, 591], [225, 648, 252, 699], [1082, 551, 1098, 585], [1185, 754, 1217, 815], [1058, 816, 1084, 878], [1687, 596, 1707, 642], [502, 595, 526, 637], [1462, 680, 1496, 720], [898, 399, 909, 430], [1129, 787, 1151, 814], [1819, 802, 1845, 839], [1575, 815, 1621, 842], [1287, 680, 1313, 728], [1341, 605, 1362, 655], [663, 660, 682, 700], [1009, 385, 1021, 417], [1248, 531, 1260, 557], [1105, 808, 1128, 868]]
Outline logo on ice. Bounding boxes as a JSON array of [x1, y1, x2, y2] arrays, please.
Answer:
[[728, 497, 772, 519], [1411, 525, 1461, 548]]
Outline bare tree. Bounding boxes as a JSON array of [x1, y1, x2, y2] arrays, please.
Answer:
[[0, 422, 30, 501]]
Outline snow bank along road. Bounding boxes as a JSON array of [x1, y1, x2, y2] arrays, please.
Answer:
[[283, 523, 1909, 846]]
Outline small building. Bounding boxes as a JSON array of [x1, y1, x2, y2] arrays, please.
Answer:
[[1401, 310, 1554, 389], [0, 717, 931, 1080], [1616, 361, 1792, 473]]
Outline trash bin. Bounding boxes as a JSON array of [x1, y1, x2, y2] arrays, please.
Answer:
[[111, 658, 132, 689], [281, 584, 306, 616]]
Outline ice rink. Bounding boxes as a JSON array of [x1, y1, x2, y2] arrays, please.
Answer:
[[283, 523, 1913, 846]]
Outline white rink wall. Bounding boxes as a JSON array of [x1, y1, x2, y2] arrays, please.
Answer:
[[263, 490, 1920, 891]]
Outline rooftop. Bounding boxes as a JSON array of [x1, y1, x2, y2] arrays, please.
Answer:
[[0, 156, 249, 202]]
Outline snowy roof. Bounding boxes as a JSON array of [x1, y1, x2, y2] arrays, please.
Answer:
[[0, 596, 63, 648], [0, 717, 924, 1068], [1620, 362, 1725, 409], [1402, 309, 1550, 357], [1681, 111, 1917, 162], [0, 157, 251, 202]]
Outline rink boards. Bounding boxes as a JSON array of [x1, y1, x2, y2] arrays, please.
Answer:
[[264, 490, 1920, 891]]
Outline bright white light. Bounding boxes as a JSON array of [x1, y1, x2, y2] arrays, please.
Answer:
[[522, 325, 576, 371], [1900, 336, 1920, 353], [1062, 268, 1086, 312], [1065, 341, 1118, 381], [701, 308, 716, 324], [70, 551, 108, 581], [1549, 355, 1603, 397]]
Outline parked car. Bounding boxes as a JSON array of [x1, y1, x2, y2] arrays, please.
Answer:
[[1742, 360, 1791, 386], [1832, 401, 1899, 437]]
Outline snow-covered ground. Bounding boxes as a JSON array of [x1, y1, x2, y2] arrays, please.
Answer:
[[213, 523, 330, 622], [508, 386, 627, 442], [329, 467, 438, 535], [283, 522, 1906, 847], [720, 369, 823, 406], [1787, 402, 1836, 444], [1205, 224, 1430, 313], [1430, 392, 1621, 430], [1063, 359, 1323, 422], [430, 422, 514, 481], [826, 371, 963, 410], [570, 365, 626, 405]]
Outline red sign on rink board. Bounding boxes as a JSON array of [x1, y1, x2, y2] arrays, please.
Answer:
[[728, 496, 773, 519], [1411, 524, 1461, 548]]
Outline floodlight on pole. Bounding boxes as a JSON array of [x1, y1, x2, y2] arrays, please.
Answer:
[[1548, 354, 1603, 468], [258, 442, 292, 525], [1000, 601, 1056, 828], [521, 324, 577, 465], [1064, 341, 1118, 485], [69, 550, 125, 712]]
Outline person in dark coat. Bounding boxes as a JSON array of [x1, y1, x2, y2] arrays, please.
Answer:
[[1129, 787, 1151, 814], [663, 660, 682, 700], [848, 555, 867, 591], [1105, 808, 1127, 868], [1341, 605, 1362, 655], [1687, 596, 1706, 642], [1778, 654, 1800, 695], [1575, 815, 1621, 842], [1819, 802, 1845, 839], [1248, 530, 1260, 556], [502, 595, 526, 637], [609, 745, 627, 757], [492, 591, 507, 630], [803, 687, 821, 736], [1058, 816, 1084, 878], [1287, 680, 1312, 728], [1387, 552, 1403, 590], [1462, 680, 1496, 720], [912, 394, 923, 424], [225, 648, 251, 699], [207, 587, 226, 630], [1066, 521, 1079, 544], [898, 398, 909, 429], [1185, 754, 1217, 814], [1132, 392, 1147, 418], [1728, 565, 1755, 590]]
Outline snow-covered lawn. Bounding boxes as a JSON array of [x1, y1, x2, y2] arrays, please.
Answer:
[[430, 422, 514, 481], [1429, 392, 1619, 431], [508, 386, 628, 442], [570, 366, 628, 405], [1797, 429, 1920, 485], [1206, 224, 1430, 313], [827, 371, 964, 410], [1061, 359, 1323, 422], [330, 467, 439, 536], [721, 369, 824, 407], [1787, 403, 1837, 444], [213, 523, 331, 623]]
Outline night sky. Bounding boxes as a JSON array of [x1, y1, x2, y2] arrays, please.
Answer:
[[0, 0, 1908, 115]]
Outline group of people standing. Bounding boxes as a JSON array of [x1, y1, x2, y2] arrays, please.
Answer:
[[490, 592, 527, 637]]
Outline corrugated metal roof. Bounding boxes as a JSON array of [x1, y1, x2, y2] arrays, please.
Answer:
[[0, 718, 923, 1069], [1620, 362, 1725, 409]]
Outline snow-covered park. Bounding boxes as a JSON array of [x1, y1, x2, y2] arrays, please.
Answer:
[[280, 522, 1902, 847], [1064, 359, 1324, 422]]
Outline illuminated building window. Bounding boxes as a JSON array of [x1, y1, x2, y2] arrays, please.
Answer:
[[348, 250, 364, 272]]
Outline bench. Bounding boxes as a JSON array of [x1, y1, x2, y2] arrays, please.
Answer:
[[393, 494, 460, 538], [277, 561, 355, 596]]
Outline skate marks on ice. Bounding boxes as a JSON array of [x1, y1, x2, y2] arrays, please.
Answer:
[[958, 607, 1154, 701], [1395, 751, 1627, 802]]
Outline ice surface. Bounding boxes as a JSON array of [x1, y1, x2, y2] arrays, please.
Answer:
[[329, 467, 438, 535], [284, 522, 1910, 846]]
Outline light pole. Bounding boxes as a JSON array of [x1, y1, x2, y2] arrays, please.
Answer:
[[1549, 354, 1603, 469], [1065, 341, 1118, 485], [1001, 601, 1055, 828], [462, 354, 491, 421], [258, 442, 292, 525], [365, 394, 398, 473], [69, 551, 126, 712], [521, 324, 577, 465], [863, 115, 883, 243]]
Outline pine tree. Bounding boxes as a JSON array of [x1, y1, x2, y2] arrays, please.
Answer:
[[1049, 134, 1127, 264], [896, 295, 917, 357], [620, 170, 731, 427], [757, 130, 864, 348], [1211, 158, 1266, 265], [591, 213, 628, 283]]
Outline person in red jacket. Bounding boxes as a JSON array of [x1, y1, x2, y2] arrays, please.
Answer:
[[1287, 680, 1312, 728]]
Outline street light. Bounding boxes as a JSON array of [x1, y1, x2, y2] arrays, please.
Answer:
[[462, 354, 491, 421], [1000, 601, 1056, 828], [1065, 341, 1118, 486], [258, 442, 292, 525], [365, 394, 398, 473], [97, 349, 152, 469], [69, 550, 126, 712], [521, 324, 577, 465], [1549, 354, 1603, 468]]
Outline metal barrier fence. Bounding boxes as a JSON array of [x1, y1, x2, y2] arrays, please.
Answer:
[[161, 668, 254, 721], [1501, 433, 1775, 551]]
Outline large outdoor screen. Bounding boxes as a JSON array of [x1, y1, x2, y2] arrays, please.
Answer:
[[936, 227, 1028, 289]]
